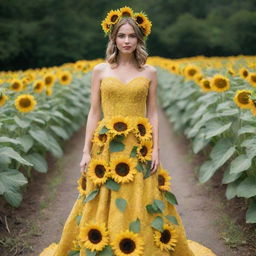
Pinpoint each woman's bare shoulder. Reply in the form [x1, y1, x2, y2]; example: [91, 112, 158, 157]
[143, 64, 157, 80]
[93, 62, 108, 72]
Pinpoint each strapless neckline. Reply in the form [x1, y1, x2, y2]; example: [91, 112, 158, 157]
[101, 76, 151, 86]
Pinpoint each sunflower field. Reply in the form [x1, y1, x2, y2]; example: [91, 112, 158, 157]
[151, 56, 256, 224]
[0, 59, 102, 207]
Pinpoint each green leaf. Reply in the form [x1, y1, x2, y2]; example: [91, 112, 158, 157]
[226, 180, 240, 200]
[238, 125, 256, 136]
[246, 201, 256, 224]
[151, 216, 163, 232]
[23, 153, 48, 173]
[192, 131, 210, 154]
[47, 133, 63, 158]
[14, 115, 31, 128]
[143, 160, 152, 179]
[109, 139, 125, 153]
[85, 248, 97, 256]
[105, 179, 120, 191]
[204, 121, 232, 140]
[50, 125, 69, 140]
[146, 203, 160, 214]
[0, 137, 22, 145]
[198, 160, 218, 183]
[130, 146, 137, 158]
[153, 199, 165, 213]
[237, 176, 256, 198]
[16, 135, 34, 153]
[0, 147, 33, 166]
[129, 218, 140, 233]
[29, 129, 50, 150]
[99, 126, 109, 135]
[4, 188, 23, 207]
[165, 215, 179, 225]
[84, 189, 99, 203]
[222, 168, 242, 184]
[68, 251, 80, 256]
[164, 191, 178, 205]
[99, 245, 114, 256]
[76, 215, 82, 225]
[136, 162, 144, 172]
[230, 155, 251, 174]
[115, 198, 127, 212]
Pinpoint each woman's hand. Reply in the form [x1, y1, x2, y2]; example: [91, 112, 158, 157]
[150, 147, 160, 175]
[80, 152, 91, 174]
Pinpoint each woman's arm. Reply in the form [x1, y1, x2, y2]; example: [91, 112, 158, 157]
[80, 63, 103, 173]
[146, 65, 159, 174]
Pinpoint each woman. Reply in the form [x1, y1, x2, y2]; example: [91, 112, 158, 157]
[40, 6, 216, 256]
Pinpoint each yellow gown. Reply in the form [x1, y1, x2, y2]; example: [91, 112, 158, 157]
[40, 77, 216, 256]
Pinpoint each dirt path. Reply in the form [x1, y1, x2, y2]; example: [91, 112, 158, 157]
[18, 107, 235, 256]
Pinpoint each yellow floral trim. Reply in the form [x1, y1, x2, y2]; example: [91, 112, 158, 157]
[111, 230, 144, 256]
[79, 222, 109, 251]
[153, 224, 178, 252]
[109, 155, 137, 183]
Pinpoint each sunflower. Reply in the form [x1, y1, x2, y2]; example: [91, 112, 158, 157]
[140, 19, 152, 37]
[194, 73, 203, 84]
[247, 73, 256, 87]
[134, 12, 148, 27]
[79, 223, 109, 252]
[111, 230, 144, 256]
[109, 156, 137, 183]
[119, 6, 134, 17]
[101, 19, 111, 35]
[9, 79, 24, 92]
[106, 10, 121, 24]
[134, 117, 152, 142]
[250, 100, 256, 116]
[44, 73, 55, 87]
[183, 65, 201, 80]
[75, 61, 85, 71]
[46, 87, 53, 96]
[199, 78, 212, 92]
[210, 74, 230, 92]
[158, 167, 171, 191]
[153, 224, 178, 252]
[87, 158, 110, 186]
[33, 80, 45, 93]
[0, 93, 8, 107]
[137, 140, 153, 163]
[77, 174, 87, 195]
[14, 94, 37, 113]
[233, 90, 252, 109]
[106, 115, 134, 137]
[58, 71, 72, 85]
[92, 123, 110, 147]
[239, 68, 249, 79]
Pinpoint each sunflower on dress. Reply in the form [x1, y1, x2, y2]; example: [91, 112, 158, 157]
[133, 116, 153, 142]
[158, 166, 172, 191]
[136, 139, 153, 163]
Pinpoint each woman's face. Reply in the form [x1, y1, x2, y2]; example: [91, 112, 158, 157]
[115, 23, 138, 54]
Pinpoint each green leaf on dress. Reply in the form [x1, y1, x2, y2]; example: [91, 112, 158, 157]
[99, 245, 114, 256]
[116, 198, 127, 212]
[105, 179, 120, 191]
[151, 216, 164, 232]
[85, 248, 97, 256]
[143, 160, 152, 179]
[83, 188, 99, 203]
[75, 215, 82, 225]
[153, 199, 165, 213]
[136, 162, 144, 172]
[109, 139, 125, 152]
[164, 191, 178, 205]
[130, 146, 137, 157]
[129, 218, 140, 233]
[99, 126, 109, 134]
[165, 215, 179, 225]
[146, 202, 161, 214]
[68, 250, 80, 256]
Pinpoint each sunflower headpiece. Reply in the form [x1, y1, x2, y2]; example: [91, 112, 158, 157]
[101, 6, 152, 39]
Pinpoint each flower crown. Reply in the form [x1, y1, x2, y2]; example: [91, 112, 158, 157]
[101, 6, 152, 39]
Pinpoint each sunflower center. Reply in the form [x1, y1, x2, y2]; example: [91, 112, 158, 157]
[238, 92, 251, 104]
[203, 80, 210, 89]
[99, 134, 107, 142]
[243, 70, 248, 77]
[19, 98, 31, 108]
[251, 75, 256, 82]
[12, 82, 20, 89]
[214, 78, 227, 88]
[136, 16, 144, 24]
[88, 229, 102, 244]
[62, 75, 68, 81]
[95, 164, 106, 178]
[81, 177, 86, 190]
[119, 238, 136, 253]
[188, 69, 196, 77]
[122, 12, 131, 17]
[160, 229, 171, 244]
[114, 122, 127, 132]
[45, 77, 52, 85]
[140, 146, 148, 156]
[138, 124, 146, 136]
[111, 15, 118, 22]
[158, 175, 165, 186]
[116, 163, 129, 176]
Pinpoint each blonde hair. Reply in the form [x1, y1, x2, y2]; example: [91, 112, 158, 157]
[105, 17, 148, 69]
